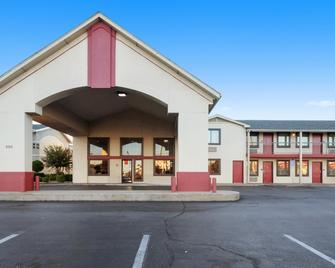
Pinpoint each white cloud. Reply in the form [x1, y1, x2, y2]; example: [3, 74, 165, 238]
[307, 100, 335, 108]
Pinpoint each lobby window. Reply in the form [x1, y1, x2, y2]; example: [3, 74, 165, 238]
[121, 138, 143, 156]
[250, 160, 259, 176]
[154, 160, 174, 176]
[250, 133, 259, 148]
[88, 138, 109, 156]
[295, 160, 309, 176]
[208, 128, 221, 145]
[328, 133, 335, 148]
[154, 138, 175, 156]
[277, 160, 290, 176]
[277, 133, 290, 148]
[88, 160, 109, 176]
[296, 133, 310, 148]
[327, 161, 335, 177]
[208, 159, 221, 175]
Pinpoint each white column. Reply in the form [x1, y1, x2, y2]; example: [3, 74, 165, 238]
[72, 136, 88, 183]
[299, 131, 303, 184]
[0, 112, 32, 172]
[246, 130, 251, 183]
[177, 112, 208, 172]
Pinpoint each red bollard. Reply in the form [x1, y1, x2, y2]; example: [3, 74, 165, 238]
[35, 176, 40, 191]
[212, 177, 217, 193]
[171, 176, 177, 192]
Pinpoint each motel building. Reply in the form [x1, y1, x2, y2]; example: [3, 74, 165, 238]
[0, 13, 335, 192]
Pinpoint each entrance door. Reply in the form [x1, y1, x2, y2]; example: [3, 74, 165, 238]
[313, 134, 323, 154]
[263, 161, 273, 184]
[233, 161, 244, 183]
[122, 159, 143, 183]
[312, 162, 322, 183]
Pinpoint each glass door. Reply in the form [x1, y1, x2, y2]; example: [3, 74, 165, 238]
[134, 160, 143, 182]
[122, 159, 132, 183]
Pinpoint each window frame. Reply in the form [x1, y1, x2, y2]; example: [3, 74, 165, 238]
[88, 137, 110, 156]
[295, 133, 310, 148]
[249, 160, 259, 176]
[250, 132, 259, 148]
[208, 128, 221, 145]
[276, 160, 290, 176]
[327, 160, 335, 177]
[120, 137, 143, 156]
[208, 158, 221, 175]
[153, 138, 175, 157]
[277, 133, 291, 148]
[295, 160, 309, 177]
[327, 133, 335, 148]
[153, 159, 175, 176]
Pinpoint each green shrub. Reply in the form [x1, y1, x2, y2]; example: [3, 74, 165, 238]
[34, 172, 45, 179]
[49, 174, 57, 181]
[56, 174, 66, 183]
[41, 176, 49, 183]
[64, 174, 73, 182]
[32, 160, 44, 173]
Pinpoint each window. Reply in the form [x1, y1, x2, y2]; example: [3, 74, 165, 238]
[88, 160, 109, 176]
[208, 129, 221, 145]
[295, 160, 309, 176]
[121, 138, 143, 156]
[250, 133, 259, 148]
[296, 133, 309, 148]
[154, 160, 174, 176]
[208, 159, 221, 175]
[250, 160, 259, 176]
[327, 161, 335, 177]
[277, 133, 290, 148]
[88, 138, 109, 156]
[33, 142, 40, 150]
[277, 160, 290, 176]
[154, 138, 175, 156]
[328, 133, 335, 148]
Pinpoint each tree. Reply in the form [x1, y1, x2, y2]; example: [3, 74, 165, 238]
[32, 160, 44, 173]
[42, 145, 72, 174]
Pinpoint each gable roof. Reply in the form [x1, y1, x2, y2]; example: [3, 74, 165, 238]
[209, 114, 250, 128]
[240, 120, 335, 132]
[0, 12, 221, 107]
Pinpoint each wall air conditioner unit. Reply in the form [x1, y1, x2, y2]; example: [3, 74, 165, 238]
[250, 148, 258, 153]
[328, 149, 335, 154]
[208, 147, 217, 152]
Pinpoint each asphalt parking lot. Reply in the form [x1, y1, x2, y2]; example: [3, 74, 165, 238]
[0, 186, 335, 268]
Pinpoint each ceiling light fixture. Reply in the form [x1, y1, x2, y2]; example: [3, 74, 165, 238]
[117, 91, 127, 97]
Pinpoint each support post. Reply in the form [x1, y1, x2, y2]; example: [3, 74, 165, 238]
[299, 131, 303, 184]
[246, 130, 251, 184]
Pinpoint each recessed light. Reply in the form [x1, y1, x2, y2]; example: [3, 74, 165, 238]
[117, 91, 127, 97]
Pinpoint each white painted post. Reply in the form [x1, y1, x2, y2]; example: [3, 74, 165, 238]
[246, 129, 251, 184]
[299, 131, 303, 184]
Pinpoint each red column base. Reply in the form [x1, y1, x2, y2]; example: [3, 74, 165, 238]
[0, 172, 34, 192]
[176, 172, 211, 192]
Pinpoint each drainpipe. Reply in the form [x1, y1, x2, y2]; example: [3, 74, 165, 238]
[299, 131, 303, 184]
[246, 129, 251, 184]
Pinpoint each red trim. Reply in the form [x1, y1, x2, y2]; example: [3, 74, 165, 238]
[251, 153, 335, 159]
[88, 22, 116, 88]
[0, 172, 34, 192]
[176, 172, 211, 192]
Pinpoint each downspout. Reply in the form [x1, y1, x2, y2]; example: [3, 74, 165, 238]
[299, 131, 303, 184]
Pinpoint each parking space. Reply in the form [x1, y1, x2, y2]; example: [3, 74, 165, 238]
[0, 186, 335, 267]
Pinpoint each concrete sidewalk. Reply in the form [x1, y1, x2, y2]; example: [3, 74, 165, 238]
[0, 190, 240, 202]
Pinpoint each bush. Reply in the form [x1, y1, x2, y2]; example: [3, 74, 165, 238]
[64, 174, 73, 182]
[34, 172, 45, 179]
[32, 160, 44, 173]
[41, 176, 49, 183]
[56, 174, 66, 183]
[49, 174, 57, 181]
[42, 145, 72, 174]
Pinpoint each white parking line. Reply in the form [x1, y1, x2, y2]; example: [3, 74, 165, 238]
[284, 234, 335, 266]
[132, 234, 151, 268]
[0, 234, 20, 245]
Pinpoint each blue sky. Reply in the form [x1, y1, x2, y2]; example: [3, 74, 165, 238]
[1, 0, 334, 120]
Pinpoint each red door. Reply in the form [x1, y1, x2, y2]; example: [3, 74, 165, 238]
[312, 162, 322, 183]
[263, 133, 273, 155]
[313, 134, 322, 154]
[233, 161, 244, 183]
[263, 161, 273, 184]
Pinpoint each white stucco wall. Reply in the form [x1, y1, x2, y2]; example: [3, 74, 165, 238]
[208, 118, 247, 183]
